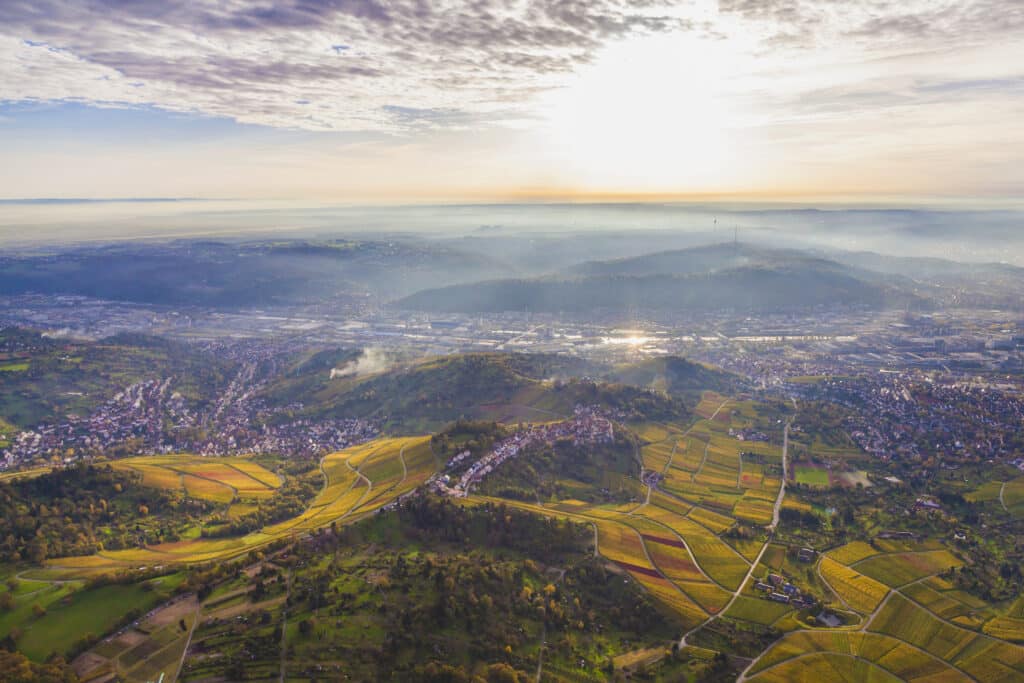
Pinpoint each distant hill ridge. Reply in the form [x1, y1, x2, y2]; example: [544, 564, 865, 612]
[393, 243, 918, 314]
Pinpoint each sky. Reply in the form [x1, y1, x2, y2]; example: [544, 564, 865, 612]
[1, 0, 1023, 202]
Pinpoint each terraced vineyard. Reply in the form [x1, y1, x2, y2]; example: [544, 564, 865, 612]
[818, 556, 890, 613]
[985, 594, 1024, 642]
[854, 549, 962, 587]
[41, 437, 435, 573]
[468, 395, 791, 643]
[20, 389, 1023, 681]
[868, 593, 1024, 682]
[743, 537, 1024, 682]
[109, 454, 283, 503]
[746, 631, 967, 682]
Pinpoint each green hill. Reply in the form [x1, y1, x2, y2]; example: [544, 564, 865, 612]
[568, 243, 808, 277]
[392, 242, 926, 315]
[0, 328, 236, 429]
[260, 352, 685, 431]
[607, 356, 741, 399]
[394, 264, 905, 315]
[0, 239, 513, 306]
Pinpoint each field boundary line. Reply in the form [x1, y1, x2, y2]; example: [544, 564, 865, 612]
[863, 598, 982, 683]
[814, 556, 860, 616]
[739, 648, 951, 683]
[893, 584, 1006, 644]
[224, 461, 280, 491]
[356, 442, 411, 510]
[740, 629, 976, 683]
[621, 512, 732, 591]
[629, 526, 711, 618]
[171, 597, 201, 683]
[626, 528, 708, 618]
[170, 466, 239, 497]
[652, 493, 750, 562]
[849, 548, 962, 569]
[691, 440, 712, 483]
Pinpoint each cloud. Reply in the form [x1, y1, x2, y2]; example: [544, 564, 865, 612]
[0, 0, 1021, 182]
[720, 0, 1024, 50]
[0, 0, 691, 132]
[330, 347, 392, 379]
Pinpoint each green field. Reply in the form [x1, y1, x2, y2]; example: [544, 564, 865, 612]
[854, 549, 962, 587]
[724, 595, 793, 625]
[16, 581, 172, 660]
[794, 465, 830, 486]
[0, 361, 29, 372]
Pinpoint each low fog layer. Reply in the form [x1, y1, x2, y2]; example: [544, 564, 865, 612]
[2, 200, 1023, 266]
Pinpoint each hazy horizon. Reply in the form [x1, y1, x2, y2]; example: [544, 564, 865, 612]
[1, 198, 1022, 267]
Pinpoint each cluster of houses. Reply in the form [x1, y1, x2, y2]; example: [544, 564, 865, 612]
[433, 405, 615, 497]
[209, 416, 379, 458]
[2, 369, 381, 470]
[825, 375, 1024, 465]
[753, 571, 816, 609]
[728, 427, 769, 442]
[2, 377, 191, 468]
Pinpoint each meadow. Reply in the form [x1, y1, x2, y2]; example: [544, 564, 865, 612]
[17, 582, 172, 661]
[793, 464, 830, 487]
[74, 592, 197, 682]
[0, 565, 187, 667]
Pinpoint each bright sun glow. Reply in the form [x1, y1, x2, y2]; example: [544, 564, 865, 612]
[539, 32, 752, 192]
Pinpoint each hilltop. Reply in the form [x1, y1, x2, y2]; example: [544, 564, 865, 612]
[260, 351, 686, 431]
[567, 243, 816, 278]
[606, 356, 742, 399]
[393, 261, 911, 316]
